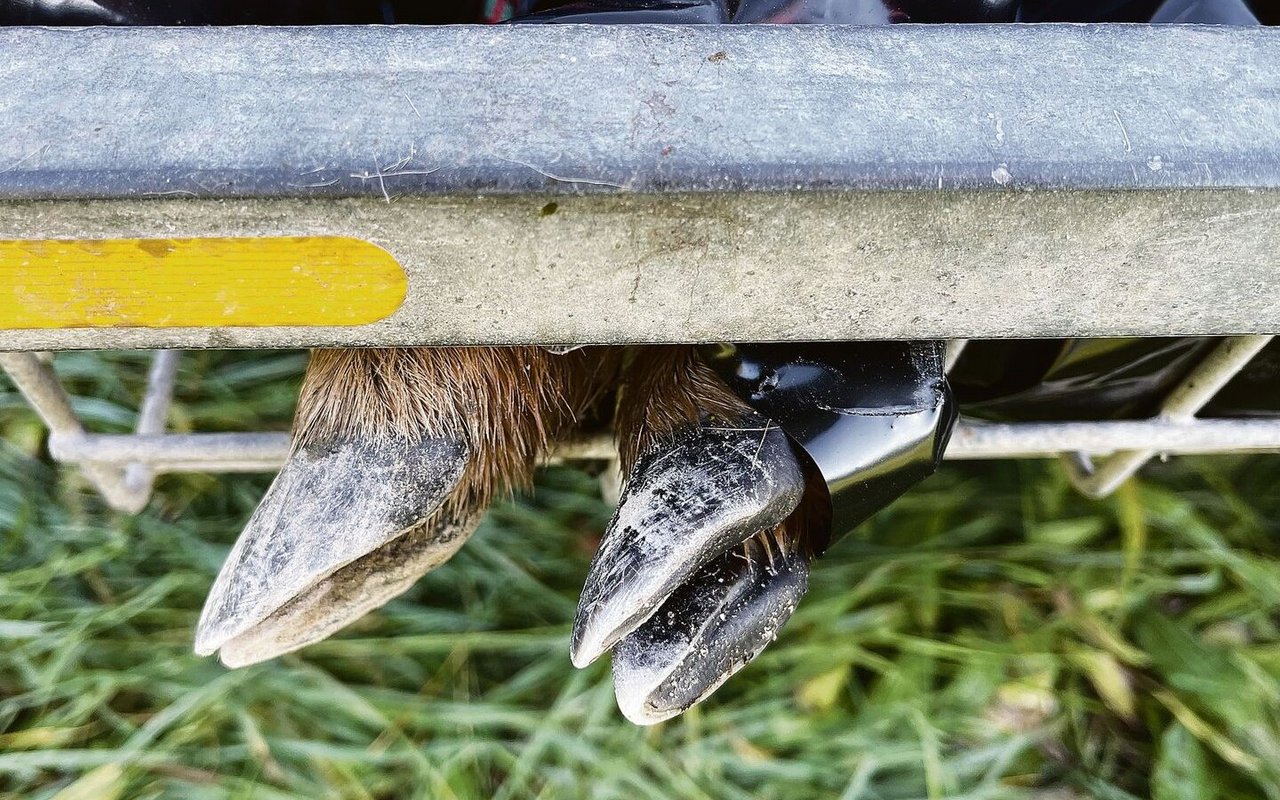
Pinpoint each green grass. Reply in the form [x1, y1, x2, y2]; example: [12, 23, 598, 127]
[2, 350, 1280, 799]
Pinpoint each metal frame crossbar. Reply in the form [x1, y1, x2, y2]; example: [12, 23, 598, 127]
[3, 338, 1276, 512]
[1, 25, 1278, 349]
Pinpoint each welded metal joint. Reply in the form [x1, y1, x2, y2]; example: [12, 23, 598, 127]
[1062, 335, 1276, 499]
[0, 349, 180, 513]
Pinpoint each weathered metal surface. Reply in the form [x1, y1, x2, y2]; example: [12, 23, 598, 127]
[2, 25, 1277, 198]
[0, 25, 1276, 348]
[0, 189, 1277, 349]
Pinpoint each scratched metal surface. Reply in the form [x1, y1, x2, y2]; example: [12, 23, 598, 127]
[1, 24, 1278, 196]
[0, 25, 1277, 348]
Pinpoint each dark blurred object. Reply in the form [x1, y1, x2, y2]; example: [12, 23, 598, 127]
[898, 0, 1018, 21]
[510, 0, 727, 23]
[0, 0, 488, 24]
[4, 0, 1267, 25]
[705, 341, 955, 550]
[1018, 0, 1162, 21]
[1247, 0, 1277, 24]
[951, 338, 1280, 422]
[1021, 0, 1260, 21]
[514, 0, 1019, 22]
[951, 338, 1216, 422]
[731, 0, 896, 23]
[0, 0, 123, 23]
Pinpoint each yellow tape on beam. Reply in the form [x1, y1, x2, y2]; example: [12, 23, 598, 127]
[0, 237, 407, 329]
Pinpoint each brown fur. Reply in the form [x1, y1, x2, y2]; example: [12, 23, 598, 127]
[613, 345, 821, 557]
[292, 344, 821, 556]
[612, 345, 754, 471]
[294, 346, 619, 519]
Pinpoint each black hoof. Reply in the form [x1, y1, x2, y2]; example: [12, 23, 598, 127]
[570, 414, 807, 674]
[196, 434, 469, 666]
[611, 534, 809, 725]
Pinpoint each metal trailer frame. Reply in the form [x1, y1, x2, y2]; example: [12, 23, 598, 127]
[1, 25, 1278, 512]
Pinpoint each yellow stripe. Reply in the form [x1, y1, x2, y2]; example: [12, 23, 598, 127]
[0, 237, 407, 329]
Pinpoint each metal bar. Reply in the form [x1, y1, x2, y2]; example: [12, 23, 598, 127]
[948, 418, 1280, 459]
[43, 418, 1280, 476]
[122, 349, 181, 499]
[0, 352, 86, 434]
[4, 26, 1277, 199]
[1065, 335, 1274, 498]
[0, 352, 144, 511]
[134, 351, 180, 435]
[48, 432, 291, 468]
[0, 25, 1276, 349]
[4, 191, 1277, 350]
[1152, 336, 1274, 417]
[46, 432, 622, 469]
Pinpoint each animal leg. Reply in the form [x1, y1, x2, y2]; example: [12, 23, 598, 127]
[573, 345, 827, 724]
[198, 346, 614, 666]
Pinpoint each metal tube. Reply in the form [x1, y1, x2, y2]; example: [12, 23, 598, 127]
[0, 351, 87, 435]
[1156, 336, 1275, 420]
[11, 340, 1280, 508]
[123, 349, 181, 499]
[135, 350, 180, 434]
[951, 419, 1280, 459]
[1065, 335, 1274, 498]
[0, 352, 143, 512]
[943, 340, 968, 373]
[49, 432, 291, 466]
[43, 418, 1280, 475]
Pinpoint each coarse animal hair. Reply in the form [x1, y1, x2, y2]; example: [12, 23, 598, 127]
[292, 345, 821, 556]
[612, 345, 754, 471]
[612, 345, 824, 557]
[294, 346, 619, 519]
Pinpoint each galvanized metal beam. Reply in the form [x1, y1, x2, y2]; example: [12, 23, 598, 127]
[3, 189, 1277, 350]
[0, 25, 1277, 349]
[4, 25, 1278, 198]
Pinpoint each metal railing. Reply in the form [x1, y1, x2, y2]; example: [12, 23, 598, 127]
[1, 25, 1279, 351]
[2, 25, 1277, 510]
[4, 338, 1276, 512]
